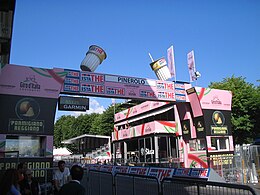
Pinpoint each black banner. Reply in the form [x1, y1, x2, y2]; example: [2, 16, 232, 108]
[181, 119, 191, 141]
[193, 116, 206, 138]
[58, 96, 89, 111]
[0, 157, 53, 183]
[0, 94, 57, 135]
[203, 110, 231, 135]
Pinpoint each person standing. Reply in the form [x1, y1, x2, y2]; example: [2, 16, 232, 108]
[0, 168, 21, 195]
[19, 169, 41, 195]
[58, 165, 85, 195]
[17, 162, 27, 183]
[53, 160, 70, 194]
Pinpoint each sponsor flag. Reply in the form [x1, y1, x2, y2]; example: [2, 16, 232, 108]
[167, 46, 176, 79]
[187, 50, 197, 82]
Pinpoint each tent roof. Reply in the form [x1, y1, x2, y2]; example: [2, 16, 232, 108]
[61, 134, 110, 144]
[53, 147, 72, 156]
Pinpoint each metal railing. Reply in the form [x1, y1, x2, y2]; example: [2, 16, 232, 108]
[162, 177, 258, 195]
[83, 168, 258, 195]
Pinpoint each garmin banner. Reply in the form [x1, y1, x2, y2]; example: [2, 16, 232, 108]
[58, 96, 89, 111]
[0, 94, 57, 135]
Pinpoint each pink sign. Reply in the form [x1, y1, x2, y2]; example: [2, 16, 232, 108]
[195, 87, 232, 111]
[0, 64, 66, 98]
[115, 101, 169, 122]
[114, 121, 176, 141]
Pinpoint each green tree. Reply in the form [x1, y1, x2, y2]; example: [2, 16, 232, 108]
[72, 113, 100, 135]
[54, 115, 76, 147]
[89, 103, 124, 136]
[209, 76, 260, 144]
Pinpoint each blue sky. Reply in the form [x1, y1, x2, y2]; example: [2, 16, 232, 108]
[10, 0, 260, 119]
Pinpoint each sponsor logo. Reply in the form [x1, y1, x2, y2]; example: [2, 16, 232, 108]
[118, 77, 146, 85]
[145, 125, 152, 133]
[211, 95, 222, 105]
[106, 87, 125, 95]
[156, 82, 174, 90]
[81, 73, 104, 83]
[211, 111, 228, 134]
[140, 90, 155, 98]
[64, 77, 80, 85]
[20, 76, 40, 92]
[212, 111, 225, 126]
[175, 83, 185, 89]
[157, 91, 175, 99]
[81, 84, 104, 93]
[133, 108, 138, 114]
[175, 95, 186, 101]
[128, 91, 136, 96]
[66, 70, 80, 77]
[63, 85, 80, 92]
[15, 98, 40, 120]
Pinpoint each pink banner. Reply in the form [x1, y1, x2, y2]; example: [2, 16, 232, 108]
[167, 46, 176, 78]
[115, 101, 169, 122]
[187, 50, 196, 82]
[113, 120, 176, 141]
[0, 64, 66, 98]
[195, 87, 232, 111]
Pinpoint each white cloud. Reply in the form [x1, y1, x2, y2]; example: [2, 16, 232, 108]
[86, 99, 105, 114]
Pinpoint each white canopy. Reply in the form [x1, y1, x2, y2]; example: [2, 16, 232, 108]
[53, 147, 72, 156]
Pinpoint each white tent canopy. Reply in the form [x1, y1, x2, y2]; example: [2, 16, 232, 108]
[53, 147, 72, 156]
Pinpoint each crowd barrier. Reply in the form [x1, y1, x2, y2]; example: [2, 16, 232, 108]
[83, 164, 258, 195]
[162, 177, 258, 195]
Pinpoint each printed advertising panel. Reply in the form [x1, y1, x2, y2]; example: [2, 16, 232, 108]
[186, 87, 203, 117]
[209, 152, 234, 167]
[175, 82, 186, 102]
[0, 157, 53, 183]
[128, 166, 150, 175]
[195, 87, 232, 111]
[0, 94, 57, 135]
[203, 110, 231, 135]
[114, 120, 176, 141]
[0, 64, 66, 98]
[115, 101, 169, 122]
[181, 119, 191, 140]
[193, 116, 206, 138]
[58, 96, 89, 111]
[62, 70, 177, 102]
[147, 167, 175, 181]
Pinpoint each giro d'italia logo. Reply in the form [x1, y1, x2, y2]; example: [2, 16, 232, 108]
[15, 98, 40, 120]
[212, 111, 225, 126]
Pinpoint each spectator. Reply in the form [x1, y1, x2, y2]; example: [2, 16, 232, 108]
[19, 169, 41, 195]
[53, 160, 70, 194]
[0, 168, 21, 195]
[17, 162, 27, 182]
[59, 165, 85, 195]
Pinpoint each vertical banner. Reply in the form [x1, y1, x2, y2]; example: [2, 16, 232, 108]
[167, 46, 176, 79]
[186, 87, 206, 138]
[187, 50, 196, 82]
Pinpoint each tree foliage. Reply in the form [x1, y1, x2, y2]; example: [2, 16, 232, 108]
[54, 103, 123, 147]
[209, 76, 260, 144]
